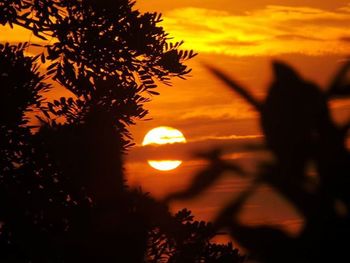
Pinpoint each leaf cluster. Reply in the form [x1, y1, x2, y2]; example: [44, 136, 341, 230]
[1, 0, 197, 144]
[147, 209, 245, 263]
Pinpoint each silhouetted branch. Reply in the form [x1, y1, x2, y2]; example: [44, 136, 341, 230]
[327, 59, 350, 98]
[170, 59, 350, 262]
[204, 64, 262, 112]
[164, 149, 246, 203]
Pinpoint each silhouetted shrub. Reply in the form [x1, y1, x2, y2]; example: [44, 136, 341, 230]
[0, 1, 243, 262]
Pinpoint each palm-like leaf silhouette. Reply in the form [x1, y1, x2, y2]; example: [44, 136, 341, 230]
[166, 59, 350, 262]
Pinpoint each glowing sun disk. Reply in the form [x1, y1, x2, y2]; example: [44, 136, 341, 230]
[142, 126, 186, 171]
[148, 160, 182, 171]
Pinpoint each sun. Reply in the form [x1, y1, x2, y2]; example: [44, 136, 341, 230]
[142, 126, 186, 171]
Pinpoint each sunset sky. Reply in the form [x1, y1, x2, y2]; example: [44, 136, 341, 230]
[126, 0, 350, 234]
[131, 0, 350, 146]
[2, 0, 350, 239]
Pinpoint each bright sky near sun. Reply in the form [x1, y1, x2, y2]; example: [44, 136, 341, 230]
[127, 0, 350, 230]
[136, 0, 350, 56]
[129, 0, 350, 155]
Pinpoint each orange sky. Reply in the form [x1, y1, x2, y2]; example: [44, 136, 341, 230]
[126, 0, 350, 234]
[129, 0, 350, 143]
[2, 0, 350, 239]
[128, 1, 350, 164]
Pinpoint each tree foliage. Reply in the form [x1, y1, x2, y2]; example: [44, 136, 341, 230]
[1, 0, 196, 145]
[147, 208, 244, 263]
[0, 1, 243, 262]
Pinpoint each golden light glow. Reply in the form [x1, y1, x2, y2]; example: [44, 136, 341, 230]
[142, 126, 186, 171]
[148, 160, 183, 171]
[160, 5, 350, 56]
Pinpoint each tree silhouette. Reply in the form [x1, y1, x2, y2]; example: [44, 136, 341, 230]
[166, 60, 350, 262]
[0, 1, 244, 262]
[1, 0, 195, 144]
[147, 208, 244, 263]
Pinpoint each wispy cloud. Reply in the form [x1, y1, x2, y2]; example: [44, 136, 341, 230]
[162, 5, 350, 56]
[128, 134, 263, 162]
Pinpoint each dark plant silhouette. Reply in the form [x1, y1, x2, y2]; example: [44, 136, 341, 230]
[165, 60, 350, 262]
[0, 1, 244, 262]
[147, 208, 244, 263]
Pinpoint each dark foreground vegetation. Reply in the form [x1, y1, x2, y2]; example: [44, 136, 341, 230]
[0, 0, 243, 262]
[1, 0, 350, 262]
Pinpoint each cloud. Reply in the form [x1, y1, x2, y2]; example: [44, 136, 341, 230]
[273, 34, 322, 41]
[340, 35, 350, 42]
[127, 134, 263, 162]
[161, 5, 350, 56]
